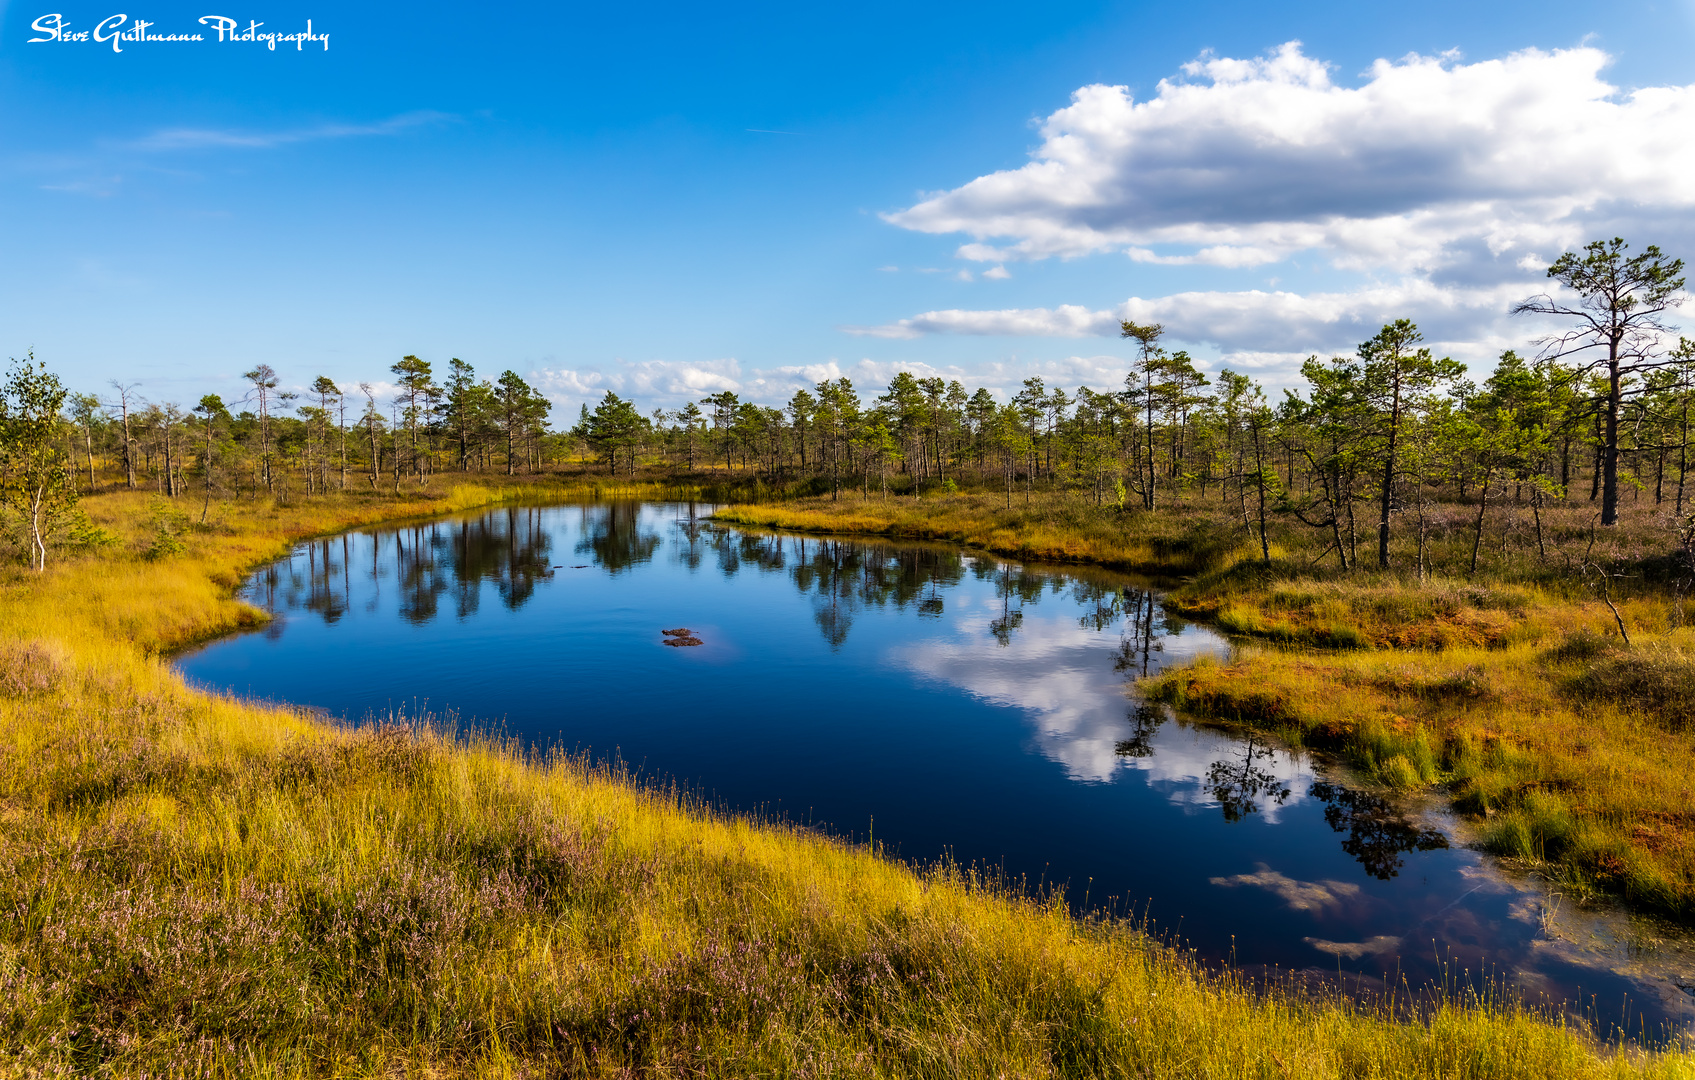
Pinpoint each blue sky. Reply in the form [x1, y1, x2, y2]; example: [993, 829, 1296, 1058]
[4, 1, 1695, 417]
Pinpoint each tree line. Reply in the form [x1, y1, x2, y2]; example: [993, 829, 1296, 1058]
[578, 239, 1692, 571]
[0, 237, 1687, 572]
[55, 355, 556, 504]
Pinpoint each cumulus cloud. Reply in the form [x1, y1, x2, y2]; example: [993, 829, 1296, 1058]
[529, 357, 987, 413]
[339, 379, 401, 402]
[853, 41, 1695, 380]
[531, 357, 744, 404]
[885, 42, 1695, 275]
[847, 279, 1540, 384]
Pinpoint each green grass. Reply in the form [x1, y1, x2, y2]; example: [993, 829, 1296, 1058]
[2, 484, 1692, 1075]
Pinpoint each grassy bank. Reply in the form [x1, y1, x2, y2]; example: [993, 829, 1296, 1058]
[3, 485, 1690, 1075]
[1141, 570, 1695, 919]
[717, 489, 1695, 923]
[715, 493, 1262, 576]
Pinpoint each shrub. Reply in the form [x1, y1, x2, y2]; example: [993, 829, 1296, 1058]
[143, 499, 191, 560]
[1425, 665, 1496, 703]
[145, 524, 187, 560]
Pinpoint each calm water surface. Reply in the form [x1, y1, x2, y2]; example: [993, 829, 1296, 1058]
[179, 502, 1695, 1038]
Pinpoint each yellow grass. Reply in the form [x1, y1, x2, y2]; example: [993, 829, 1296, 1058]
[2, 485, 1691, 1073]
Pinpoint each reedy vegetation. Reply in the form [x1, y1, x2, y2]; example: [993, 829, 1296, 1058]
[5, 490, 1688, 1075]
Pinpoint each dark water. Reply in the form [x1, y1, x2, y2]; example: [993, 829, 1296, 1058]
[178, 501, 1695, 1038]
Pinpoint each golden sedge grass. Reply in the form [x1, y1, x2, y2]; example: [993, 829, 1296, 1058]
[2, 484, 1691, 1075]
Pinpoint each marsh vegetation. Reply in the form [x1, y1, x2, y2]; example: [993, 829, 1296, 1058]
[2, 489, 1691, 1075]
[9, 239, 1695, 1071]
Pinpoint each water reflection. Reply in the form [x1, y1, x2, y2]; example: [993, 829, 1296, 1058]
[252, 507, 557, 626]
[236, 509, 1478, 882]
[185, 502, 1695, 1037]
[1114, 704, 1166, 759]
[1311, 781, 1449, 880]
[577, 502, 659, 573]
[1113, 589, 1186, 677]
[266, 504, 1167, 659]
[1206, 733, 1294, 823]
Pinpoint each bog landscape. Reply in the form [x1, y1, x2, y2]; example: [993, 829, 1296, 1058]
[13, 8, 1695, 1077]
[10, 238, 1695, 1074]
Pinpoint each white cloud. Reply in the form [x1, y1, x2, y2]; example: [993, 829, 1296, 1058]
[845, 303, 1114, 339]
[760, 360, 846, 385]
[531, 357, 744, 404]
[127, 111, 455, 152]
[1304, 935, 1403, 960]
[529, 357, 985, 412]
[846, 279, 1551, 386]
[860, 42, 1695, 377]
[1210, 864, 1361, 912]
[351, 379, 401, 402]
[982, 265, 1011, 280]
[884, 42, 1695, 276]
[1126, 245, 1283, 268]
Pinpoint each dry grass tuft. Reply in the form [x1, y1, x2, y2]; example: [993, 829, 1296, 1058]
[1564, 644, 1695, 732]
[0, 637, 65, 696]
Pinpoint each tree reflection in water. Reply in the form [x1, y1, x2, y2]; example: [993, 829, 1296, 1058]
[672, 504, 708, 572]
[712, 528, 788, 578]
[1310, 781, 1449, 879]
[575, 503, 660, 573]
[1205, 733, 1293, 823]
[269, 509, 555, 627]
[918, 584, 944, 619]
[1114, 703, 1167, 758]
[780, 536, 971, 649]
[1113, 588, 1177, 677]
[452, 507, 554, 612]
[270, 511, 1194, 658]
[985, 561, 1038, 646]
[300, 536, 351, 624]
[658, 525, 1145, 650]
